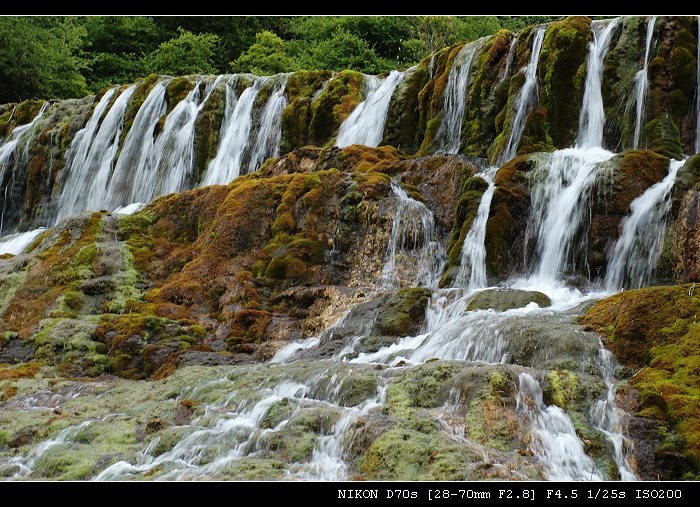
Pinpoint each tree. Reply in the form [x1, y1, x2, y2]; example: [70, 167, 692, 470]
[229, 31, 297, 75]
[81, 16, 163, 91]
[296, 28, 392, 74]
[0, 17, 87, 103]
[402, 16, 503, 62]
[144, 29, 220, 76]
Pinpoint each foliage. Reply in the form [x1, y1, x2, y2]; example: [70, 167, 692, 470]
[230, 31, 297, 75]
[294, 28, 393, 74]
[0, 17, 87, 103]
[0, 16, 564, 102]
[144, 29, 220, 76]
[402, 16, 502, 61]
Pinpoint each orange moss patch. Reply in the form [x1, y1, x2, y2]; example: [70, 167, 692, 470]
[0, 362, 42, 381]
[0, 213, 103, 338]
[582, 284, 700, 471]
[226, 309, 272, 353]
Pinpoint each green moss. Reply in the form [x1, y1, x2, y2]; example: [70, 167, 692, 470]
[542, 370, 578, 408]
[383, 61, 430, 154]
[461, 30, 516, 158]
[538, 16, 591, 149]
[373, 288, 432, 336]
[280, 70, 332, 153]
[0, 271, 27, 314]
[582, 284, 700, 471]
[0, 100, 45, 139]
[358, 428, 471, 480]
[466, 289, 551, 311]
[309, 70, 364, 146]
[193, 81, 226, 182]
[165, 77, 195, 112]
[105, 243, 144, 314]
[441, 176, 488, 286]
[643, 114, 683, 159]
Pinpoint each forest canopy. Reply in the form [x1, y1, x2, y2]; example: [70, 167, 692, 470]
[0, 16, 557, 104]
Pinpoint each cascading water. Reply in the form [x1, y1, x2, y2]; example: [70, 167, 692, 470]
[524, 17, 621, 286]
[336, 71, 403, 148]
[632, 16, 656, 150]
[434, 38, 487, 154]
[528, 147, 614, 284]
[204, 78, 261, 186]
[0, 102, 49, 233]
[497, 37, 518, 86]
[56, 77, 225, 222]
[500, 27, 546, 164]
[590, 345, 637, 480]
[107, 80, 169, 207]
[517, 373, 605, 481]
[381, 181, 446, 288]
[248, 77, 289, 170]
[61, 86, 137, 222]
[578, 18, 622, 149]
[0, 227, 46, 256]
[145, 81, 203, 197]
[1, 19, 673, 483]
[56, 87, 132, 223]
[454, 167, 497, 289]
[604, 158, 684, 291]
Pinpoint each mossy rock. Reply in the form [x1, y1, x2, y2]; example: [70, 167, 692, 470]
[383, 62, 430, 154]
[538, 16, 591, 149]
[466, 289, 551, 312]
[642, 114, 683, 159]
[372, 288, 432, 336]
[164, 77, 195, 112]
[280, 70, 332, 154]
[309, 70, 364, 147]
[582, 284, 700, 474]
[441, 176, 488, 287]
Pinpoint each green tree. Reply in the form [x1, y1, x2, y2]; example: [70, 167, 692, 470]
[81, 16, 164, 91]
[144, 29, 220, 76]
[0, 17, 87, 103]
[402, 16, 503, 62]
[229, 31, 297, 75]
[296, 28, 392, 74]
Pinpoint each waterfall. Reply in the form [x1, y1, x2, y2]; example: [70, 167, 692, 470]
[590, 345, 637, 480]
[517, 373, 605, 480]
[454, 167, 497, 289]
[500, 27, 546, 164]
[248, 77, 289, 170]
[497, 36, 518, 86]
[74, 86, 137, 215]
[529, 148, 614, 283]
[434, 38, 487, 154]
[336, 71, 403, 148]
[604, 158, 684, 291]
[108, 80, 169, 207]
[204, 78, 261, 186]
[578, 18, 621, 149]
[56, 86, 136, 223]
[381, 182, 446, 288]
[0, 102, 48, 233]
[0, 227, 46, 256]
[632, 17, 656, 150]
[145, 82, 202, 198]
